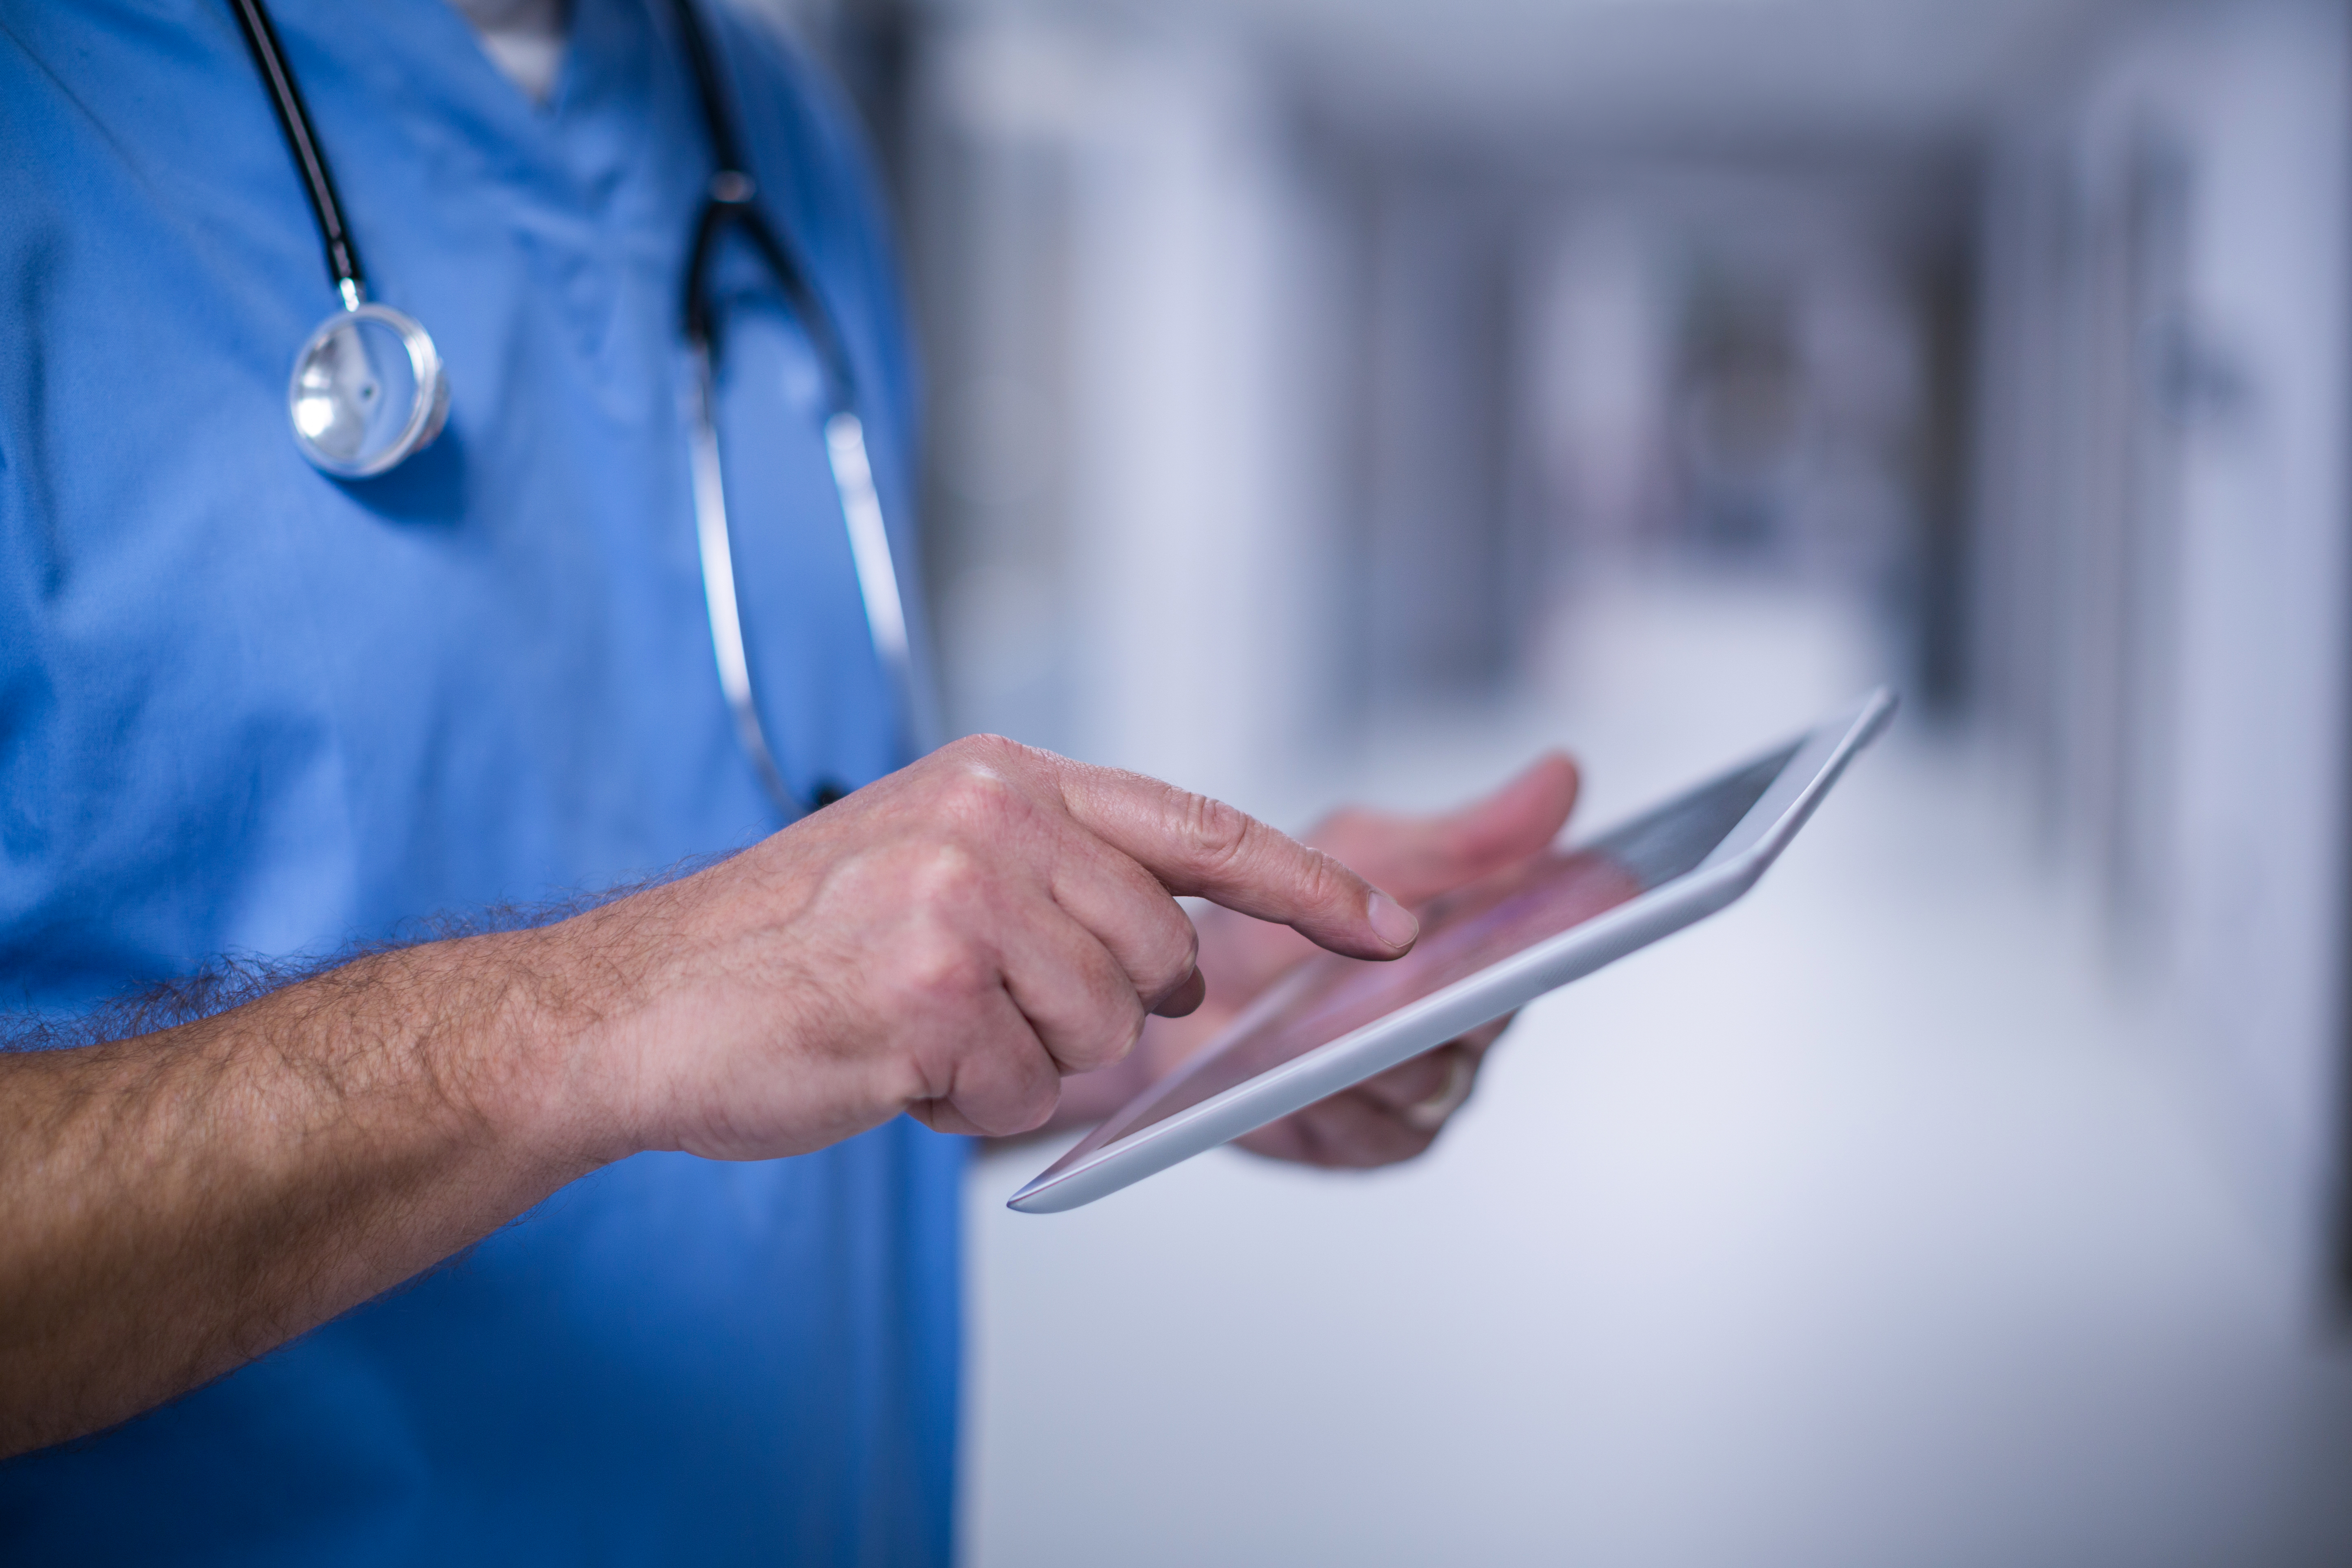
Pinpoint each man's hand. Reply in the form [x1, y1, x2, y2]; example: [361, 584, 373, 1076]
[565, 735, 1423, 1159]
[1047, 753, 1579, 1167]
[0, 735, 1423, 1455]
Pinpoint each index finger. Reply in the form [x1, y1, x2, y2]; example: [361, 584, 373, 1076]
[1048, 759, 1419, 961]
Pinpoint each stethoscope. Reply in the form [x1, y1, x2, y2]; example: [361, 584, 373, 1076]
[225, 0, 933, 817]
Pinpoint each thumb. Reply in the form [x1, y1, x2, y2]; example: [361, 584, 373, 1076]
[1307, 752, 1579, 906]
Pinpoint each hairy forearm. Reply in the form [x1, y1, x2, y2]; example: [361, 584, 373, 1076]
[0, 734, 1464, 1451]
[0, 929, 606, 1458]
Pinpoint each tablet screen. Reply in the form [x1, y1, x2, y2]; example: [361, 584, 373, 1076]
[1089, 741, 1802, 1151]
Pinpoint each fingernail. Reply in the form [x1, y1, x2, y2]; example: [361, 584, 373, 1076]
[1366, 891, 1418, 950]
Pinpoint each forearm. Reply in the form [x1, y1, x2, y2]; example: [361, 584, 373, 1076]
[0, 735, 1439, 1449]
[0, 929, 606, 1457]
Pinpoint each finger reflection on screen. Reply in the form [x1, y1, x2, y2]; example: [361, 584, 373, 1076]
[1093, 743, 1798, 1151]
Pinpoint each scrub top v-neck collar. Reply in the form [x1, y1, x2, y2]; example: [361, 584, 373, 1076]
[446, 0, 571, 104]
[272, 0, 682, 239]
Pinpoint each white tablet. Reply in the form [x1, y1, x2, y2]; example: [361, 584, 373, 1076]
[1007, 688, 1897, 1214]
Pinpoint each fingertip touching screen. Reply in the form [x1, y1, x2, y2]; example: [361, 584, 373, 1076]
[1088, 742, 1803, 1152]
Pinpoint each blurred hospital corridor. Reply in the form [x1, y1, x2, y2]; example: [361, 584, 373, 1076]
[767, 0, 2352, 1558]
[964, 571, 2352, 1566]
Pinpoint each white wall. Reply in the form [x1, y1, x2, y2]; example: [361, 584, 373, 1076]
[1973, 0, 2352, 1296]
[915, 13, 1350, 812]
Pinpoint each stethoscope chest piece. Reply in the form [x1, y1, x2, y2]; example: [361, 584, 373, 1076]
[288, 301, 449, 479]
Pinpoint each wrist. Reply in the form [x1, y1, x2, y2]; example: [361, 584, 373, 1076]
[427, 924, 645, 1178]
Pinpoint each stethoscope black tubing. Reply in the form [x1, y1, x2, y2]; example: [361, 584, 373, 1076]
[662, 0, 860, 412]
[227, 0, 859, 412]
[226, 0, 365, 297]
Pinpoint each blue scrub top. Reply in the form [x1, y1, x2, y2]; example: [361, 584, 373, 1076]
[0, 1, 963, 1560]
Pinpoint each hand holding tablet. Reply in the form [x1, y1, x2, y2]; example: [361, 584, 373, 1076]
[1011, 689, 1897, 1213]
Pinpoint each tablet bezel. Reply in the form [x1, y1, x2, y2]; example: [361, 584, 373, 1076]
[1007, 688, 1898, 1214]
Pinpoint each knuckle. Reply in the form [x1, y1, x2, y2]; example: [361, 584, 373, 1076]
[1071, 1000, 1147, 1072]
[1294, 847, 1354, 913]
[1146, 920, 1199, 996]
[938, 764, 1022, 829]
[1175, 791, 1253, 873]
[945, 732, 1036, 777]
[906, 841, 988, 908]
[994, 1071, 1061, 1137]
[896, 927, 991, 1006]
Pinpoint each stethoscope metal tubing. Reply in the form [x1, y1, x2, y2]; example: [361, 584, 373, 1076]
[685, 340, 797, 812]
[664, 0, 938, 802]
